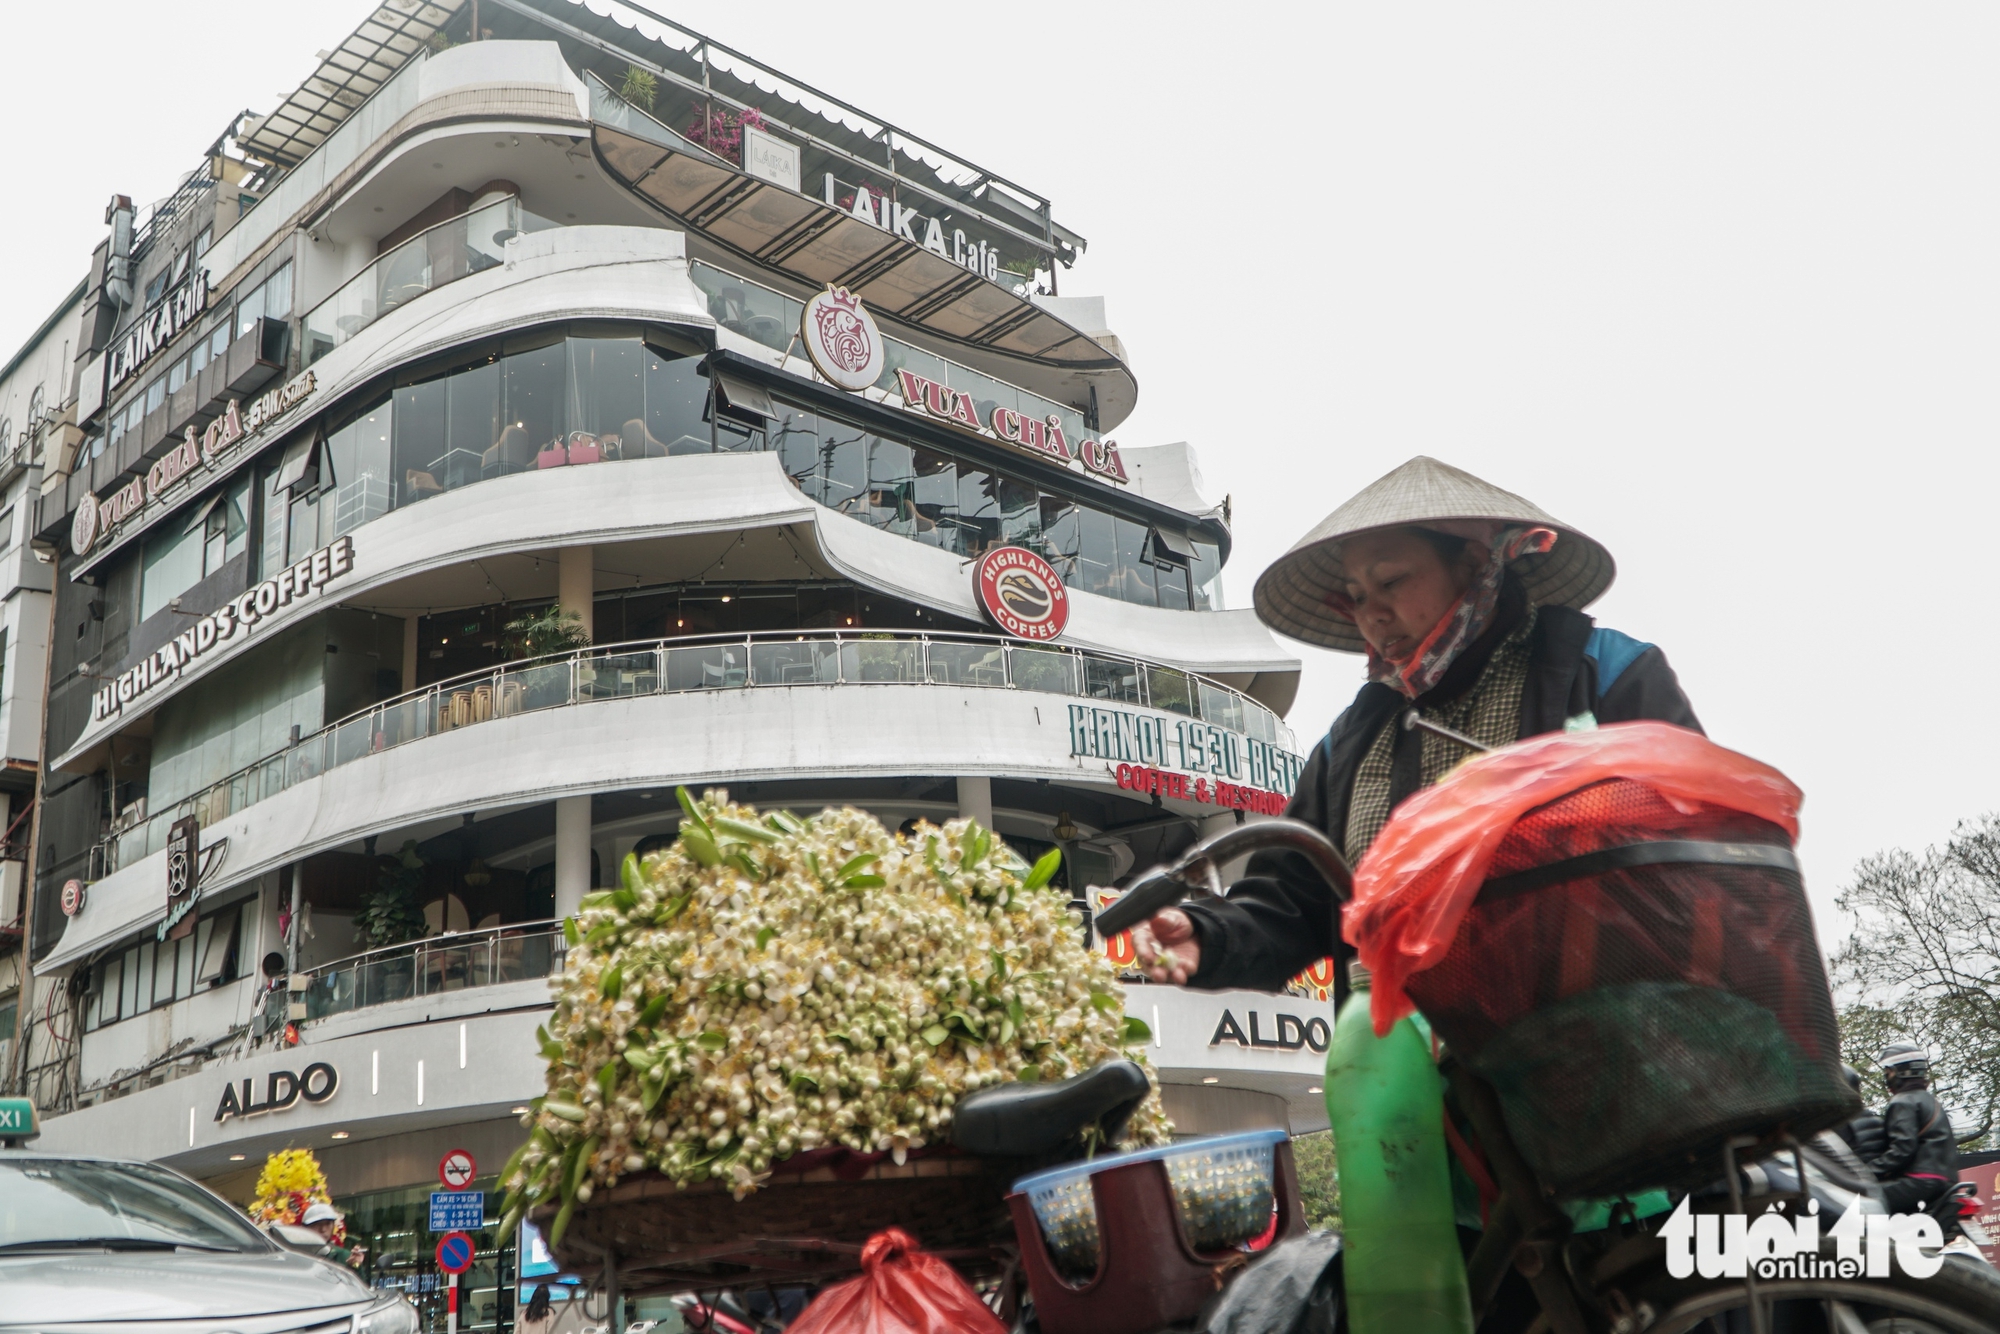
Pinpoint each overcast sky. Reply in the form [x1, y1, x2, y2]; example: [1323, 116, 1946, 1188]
[2, 3, 1994, 933]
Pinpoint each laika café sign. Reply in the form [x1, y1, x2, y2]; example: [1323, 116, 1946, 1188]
[819, 176, 1011, 284]
[109, 270, 209, 390]
[895, 368, 1128, 484]
[91, 535, 355, 724]
[72, 370, 317, 558]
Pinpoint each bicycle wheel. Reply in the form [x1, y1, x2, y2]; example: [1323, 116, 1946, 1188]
[1625, 1252, 2000, 1334]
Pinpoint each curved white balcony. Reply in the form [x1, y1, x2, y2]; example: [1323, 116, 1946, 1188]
[61, 451, 1298, 770]
[46, 627, 1303, 972]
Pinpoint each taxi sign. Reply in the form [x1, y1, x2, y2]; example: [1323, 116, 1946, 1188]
[0, 1097, 38, 1144]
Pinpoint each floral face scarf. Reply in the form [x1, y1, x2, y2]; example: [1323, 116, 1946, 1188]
[1329, 523, 1559, 700]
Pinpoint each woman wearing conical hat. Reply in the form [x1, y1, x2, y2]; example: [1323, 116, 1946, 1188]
[1129, 456, 1700, 1004]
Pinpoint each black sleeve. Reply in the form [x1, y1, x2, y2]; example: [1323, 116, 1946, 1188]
[1596, 644, 1703, 734]
[1178, 741, 1346, 994]
[1870, 1096, 1920, 1178]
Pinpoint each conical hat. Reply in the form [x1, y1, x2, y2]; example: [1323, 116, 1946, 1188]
[1252, 456, 1615, 652]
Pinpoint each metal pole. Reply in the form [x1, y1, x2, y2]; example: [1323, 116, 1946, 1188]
[285, 862, 303, 973]
[6, 544, 57, 1094]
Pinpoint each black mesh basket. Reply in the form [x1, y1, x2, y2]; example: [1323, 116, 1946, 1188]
[1406, 778, 1857, 1198]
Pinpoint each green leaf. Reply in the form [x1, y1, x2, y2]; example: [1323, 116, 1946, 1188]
[922, 1024, 950, 1046]
[601, 966, 624, 1001]
[499, 1138, 535, 1187]
[676, 786, 713, 840]
[544, 1100, 587, 1122]
[1121, 1015, 1152, 1045]
[1017, 1063, 1042, 1083]
[806, 850, 824, 882]
[697, 1030, 728, 1052]
[1023, 847, 1063, 892]
[713, 816, 780, 844]
[925, 835, 943, 876]
[638, 994, 670, 1028]
[836, 853, 879, 879]
[842, 874, 887, 889]
[661, 893, 692, 922]
[586, 922, 618, 948]
[1000, 1017, 1016, 1045]
[681, 829, 721, 867]
[578, 891, 615, 910]
[621, 852, 645, 895]
[563, 917, 581, 948]
[1008, 998, 1026, 1028]
[549, 1196, 577, 1249]
[624, 1047, 660, 1070]
[540, 1038, 566, 1062]
[640, 1073, 666, 1113]
[966, 823, 990, 867]
[610, 888, 637, 912]
[494, 1203, 525, 1249]
[597, 1057, 622, 1100]
[722, 851, 764, 881]
[1090, 991, 1121, 1013]
[755, 926, 777, 951]
[947, 1009, 985, 1039]
[789, 1071, 820, 1092]
[536, 1024, 551, 1046]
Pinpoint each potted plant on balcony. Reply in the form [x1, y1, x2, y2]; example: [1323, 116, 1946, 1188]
[358, 840, 429, 1001]
[505, 605, 593, 706]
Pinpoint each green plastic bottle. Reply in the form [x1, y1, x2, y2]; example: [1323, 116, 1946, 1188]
[1325, 962, 1474, 1334]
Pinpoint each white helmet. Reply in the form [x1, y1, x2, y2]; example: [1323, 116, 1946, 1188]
[301, 1202, 340, 1226]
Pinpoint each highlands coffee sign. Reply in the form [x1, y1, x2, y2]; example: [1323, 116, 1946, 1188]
[91, 535, 355, 725]
[72, 369, 317, 559]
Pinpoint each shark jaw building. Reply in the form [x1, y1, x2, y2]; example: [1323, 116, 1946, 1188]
[17, 2, 1323, 1326]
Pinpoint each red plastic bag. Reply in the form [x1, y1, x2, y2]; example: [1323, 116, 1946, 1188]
[1344, 722, 1801, 1035]
[789, 1228, 1006, 1334]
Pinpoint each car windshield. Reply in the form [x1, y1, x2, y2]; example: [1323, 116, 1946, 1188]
[0, 1158, 271, 1252]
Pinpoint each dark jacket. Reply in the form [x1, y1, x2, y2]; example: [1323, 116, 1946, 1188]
[1835, 1106, 1888, 1163]
[1869, 1087, 1958, 1183]
[1182, 605, 1701, 1008]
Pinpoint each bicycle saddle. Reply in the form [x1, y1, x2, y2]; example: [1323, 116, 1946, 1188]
[950, 1058, 1152, 1158]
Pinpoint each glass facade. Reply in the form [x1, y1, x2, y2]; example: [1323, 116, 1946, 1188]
[263, 325, 1219, 610]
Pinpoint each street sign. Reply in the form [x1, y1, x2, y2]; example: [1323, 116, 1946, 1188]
[435, 1230, 475, 1274]
[438, 1148, 476, 1189]
[429, 1190, 484, 1231]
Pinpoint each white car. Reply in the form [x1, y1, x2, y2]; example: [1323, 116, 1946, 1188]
[0, 1108, 418, 1334]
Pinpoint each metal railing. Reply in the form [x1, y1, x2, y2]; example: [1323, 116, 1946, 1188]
[302, 921, 565, 1023]
[302, 196, 558, 365]
[95, 630, 1300, 874]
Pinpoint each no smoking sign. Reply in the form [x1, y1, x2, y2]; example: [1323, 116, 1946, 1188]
[439, 1148, 476, 1189]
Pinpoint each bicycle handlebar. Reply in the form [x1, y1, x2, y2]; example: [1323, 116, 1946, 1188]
[1090, 817, 1354, 938]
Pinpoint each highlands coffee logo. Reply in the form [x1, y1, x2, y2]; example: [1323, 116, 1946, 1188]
[1660, 1197, 1945, 1280]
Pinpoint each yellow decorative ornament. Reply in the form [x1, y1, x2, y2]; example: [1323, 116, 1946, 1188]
[247, 1148, 334, 1227]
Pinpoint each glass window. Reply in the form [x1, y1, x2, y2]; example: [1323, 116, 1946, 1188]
[1039, 495, 1078, 576]
[444, 357, 499, 483]
[928, 640, 1007, 686]
[866, 436, 915, 532]
[144, 377, 166, 416]
[106, 414, 123, 453]
[645, 350, 709, 456]
[236, 278, 266, 338]
[1008, 647, 1074, 694]
[498, 341, 564, 471]
[210, 323, 230, 360]
[393, 377, 448, 505]
[122, 944, 143, 1019]
[1113, 517, 1157, 606]
[167, 355, 187, 395]
[1190, 541, 1222, 611]
[194, 226, 212, 259]
[326, 400, 392, 534]
[1199, 680, 1245, 733]
[1155, 559, 1190, 611]
[190, 334, 209, 376]
[263, 262, 292, 321]
[838, 638, 919, 682]
[153, 937, 178, 1006]
[1075, 507, 1116, 596]
[1146, 665, 1195, 716]
[92, 957, 119, 1030]
[256, 463, 286, 577]
[955, 465, 1001, 556]
[910, 447, 957, 552]
[140, 523, 203, 622]
[995, 476, 1039, 548]
[819, 418, 868, 512]
[1083, 654, 1142, 704]
[713, 402, 764, 453]
[772, 404, 818, 495]
[0, 508, 13, 558]
[203, 503, 226, 574]
[570, 337, 644, 448]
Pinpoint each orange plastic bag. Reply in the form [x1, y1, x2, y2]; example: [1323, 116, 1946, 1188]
[1344, 722, 1801, 1035]
[788, 1228, 1006, 1334]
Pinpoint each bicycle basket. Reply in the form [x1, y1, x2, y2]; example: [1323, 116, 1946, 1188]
[1404, 777, 1856, 1197]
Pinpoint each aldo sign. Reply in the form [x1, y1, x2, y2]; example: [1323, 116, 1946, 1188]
[215, 1062, 338, 1123]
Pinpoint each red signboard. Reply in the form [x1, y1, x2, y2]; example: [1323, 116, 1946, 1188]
[974, 546, 1069, 641]
[1960, 1158, 2000, 1265]
[439, 1148, 477, 1189]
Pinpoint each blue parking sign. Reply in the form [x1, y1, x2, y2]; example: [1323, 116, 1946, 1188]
[429, 1190, 484, 1231]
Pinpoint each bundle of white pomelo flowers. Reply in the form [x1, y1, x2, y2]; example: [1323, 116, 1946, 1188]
[498, 790, 1168, 1245]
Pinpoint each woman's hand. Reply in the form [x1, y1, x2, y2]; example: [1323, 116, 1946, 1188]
[1128, 908, 1202, 984]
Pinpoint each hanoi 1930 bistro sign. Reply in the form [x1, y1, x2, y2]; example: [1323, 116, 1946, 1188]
[91, 535, 355, 724]
[1068, 702, 1304, 798]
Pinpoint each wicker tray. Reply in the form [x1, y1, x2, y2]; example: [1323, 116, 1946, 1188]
[533, 1147, 1019, 1296]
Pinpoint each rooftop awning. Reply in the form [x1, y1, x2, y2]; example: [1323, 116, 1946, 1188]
[240, 0, 466, 167]
[589, 75, 1136, 426]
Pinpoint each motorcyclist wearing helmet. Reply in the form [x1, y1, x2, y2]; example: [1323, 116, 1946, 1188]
[1868, 1044, 1958, 1213]
[1832, 1064, 1887, 1162]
